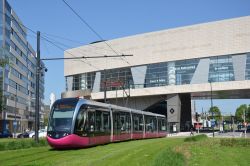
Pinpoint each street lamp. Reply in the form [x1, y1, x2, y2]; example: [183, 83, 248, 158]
[209, 80, 214, 137]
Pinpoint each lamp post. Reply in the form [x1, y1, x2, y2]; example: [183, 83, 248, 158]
[209, 80, 214, 137]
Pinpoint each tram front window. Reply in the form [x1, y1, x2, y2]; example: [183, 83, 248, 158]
[48, 99, 78, 138]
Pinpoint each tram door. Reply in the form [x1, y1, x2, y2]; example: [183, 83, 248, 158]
[113, 112, 121, 141]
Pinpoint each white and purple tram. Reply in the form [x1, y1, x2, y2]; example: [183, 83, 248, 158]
[47, 98, 167, 149]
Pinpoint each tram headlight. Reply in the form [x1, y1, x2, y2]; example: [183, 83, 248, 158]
[63, 133, 68, 137]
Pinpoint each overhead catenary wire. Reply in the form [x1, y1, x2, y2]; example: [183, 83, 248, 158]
[41, 35, 101, 70]
[41, 54, 133, 61]
[6, 10, 147, 111]
[40, 35, 134, 73]
[62, 0, 122, 56]
[43, 32, 115, 52]
[2, 9, 141, 87]
[1, 8, 135, 71]
[61, 0, 137, 68]
[3, 9, 170, 103]
[60, 0, 151, 82]
[40, 33, 148, 81]
[0, 10, 104, 70]
[40, 32, 148, 81]
[42, 33, 115, 57]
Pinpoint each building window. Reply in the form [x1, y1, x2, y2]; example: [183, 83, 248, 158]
[174, 59, 199, 85]
[246, 54, 250, 80]
[71, 72, 96, 91]
[208, 55, 234, 82]
[145, 62, 168, 87]
[145, 59, 198, 87]
[100, 68, 133, 91]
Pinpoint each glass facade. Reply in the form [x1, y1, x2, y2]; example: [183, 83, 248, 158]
[100, 68, 133, 91]
[0, 0, 45, 133]
[246, 53, 250, 80]
[0, 0, 3, 47]
[4, 0, 11, 51]
[208, 55, 234, 82]
[66, 52, 249, 93]
[174, 59, 199, 85]
[145, 62, 168, 87]
[66, 72, 96, 91]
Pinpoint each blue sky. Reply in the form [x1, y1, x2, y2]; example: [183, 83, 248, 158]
[7, 0, 250, 113]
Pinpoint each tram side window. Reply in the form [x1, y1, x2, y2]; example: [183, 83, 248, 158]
[125, 113, 131, 133]
[75, 106, 87, 136]
[139, 115, 143, 131]
[133, 114, 139, 131]
[120, 114, 126, 131]
[152, 117, 157, 132]
[133, 114, 143, 132]
[145, 116, 157, 133]
[145, 116, 151, 132]
[113, 112, 121, 133]
[158, 118, 166, 131]
[88, 111, 95, 132]
[88, 109, 111, 134]
[119, 112, 131, 133]
[103, 112, 111, 132]
[95, 111, 102, 132]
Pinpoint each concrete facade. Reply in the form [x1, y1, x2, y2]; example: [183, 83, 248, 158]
[65, 16, 250, 75]
[63, 16, 250, 132]
[0, 0, 45, 133]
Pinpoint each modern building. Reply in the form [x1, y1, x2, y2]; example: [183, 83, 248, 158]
[0, 0, 45, 133]
[63, 16, 250, 132]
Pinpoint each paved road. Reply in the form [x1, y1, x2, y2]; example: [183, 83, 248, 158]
[241, 132, 250, 138]
[168, 131, 250, 138]
[215, 132, 242, 138]
[212, 131, 250, 138]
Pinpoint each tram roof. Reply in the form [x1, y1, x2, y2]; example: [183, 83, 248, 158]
[79, 99, 165, 118]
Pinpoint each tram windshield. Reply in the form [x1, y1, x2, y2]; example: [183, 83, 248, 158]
[48, 99, 78, 133]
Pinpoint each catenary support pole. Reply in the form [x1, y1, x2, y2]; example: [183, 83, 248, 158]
[209, 81, 214, 137]
[35, 31, 40, 143]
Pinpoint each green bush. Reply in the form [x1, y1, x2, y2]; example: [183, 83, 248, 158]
[220, 138, 250, 147]
[151, 148, 185, 166]
[0, 138, 48, 151]
[184, 134, 208, 142]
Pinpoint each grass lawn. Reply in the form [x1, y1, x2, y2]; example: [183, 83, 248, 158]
[0, 137, 249, 166]
[188, 139, 250, 166]
[0, 138, 13, 143]
[0, 138, 183, 166]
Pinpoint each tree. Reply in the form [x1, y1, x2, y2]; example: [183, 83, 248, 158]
[209, 106, 221, 121]
[235, 104, 247, 122]
[235, 104, 250, 123]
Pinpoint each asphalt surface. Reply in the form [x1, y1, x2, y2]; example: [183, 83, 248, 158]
[168, 131, 250, 138]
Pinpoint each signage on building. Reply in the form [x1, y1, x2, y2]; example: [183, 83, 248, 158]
[149, 78, 166, 84]
[170, 108, 175, 114]
[214, 66, 229, 71]
[174, 65, 196, 71]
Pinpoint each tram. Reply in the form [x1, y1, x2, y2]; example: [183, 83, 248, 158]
[47, 98, 167, 149]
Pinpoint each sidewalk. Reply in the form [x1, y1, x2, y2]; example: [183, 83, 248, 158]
[167, 131, 214, 137]
[167, 132, 192, 137]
